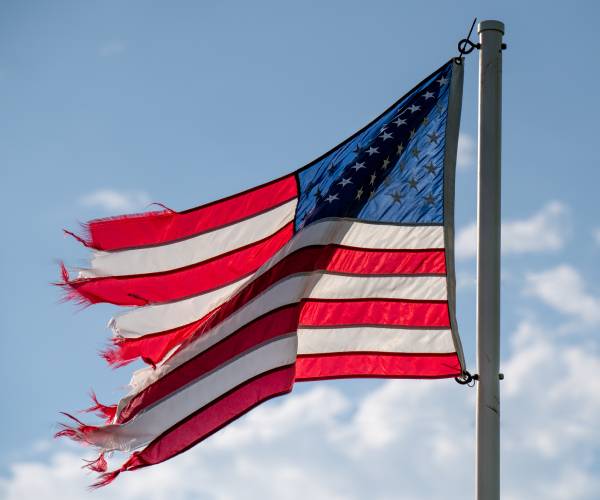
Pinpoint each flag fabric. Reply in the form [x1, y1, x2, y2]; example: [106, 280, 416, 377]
[58, 59, 465, 486]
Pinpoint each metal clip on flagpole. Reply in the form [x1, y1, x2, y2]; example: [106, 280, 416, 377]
[455, 18, 507, 66]
[454, 18, 479, 64]
[476, 20, 504, 500]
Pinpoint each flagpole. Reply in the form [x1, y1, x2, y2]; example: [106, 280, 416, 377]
[476, 19, 504, 500]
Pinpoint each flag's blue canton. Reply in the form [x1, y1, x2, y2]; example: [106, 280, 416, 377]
[294, 62, 453, 231]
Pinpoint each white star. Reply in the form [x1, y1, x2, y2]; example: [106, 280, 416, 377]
[370, 173, 376, 185]
[422, 91, 435, 100]
[380, 131, 393, 141]
[396, 143, 404, 156]
[389, 190, 403, 203]
[427, 131, 440, 144]
[409, 129, 416, 139]
[355, 187, 364, 200]
[408, 104, 421, 113]
[393, 117, 407, 127]
[366, 146, 379, 156]
[381, 157, 391, 170]
[326, 194, 339, 203]
[425, 162, 436, 174]
[338, 177, 352, 187]
[351, 161, 366, 171]
[437, 76, 448, 86]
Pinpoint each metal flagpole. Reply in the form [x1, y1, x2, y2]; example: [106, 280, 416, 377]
[476, 19, 504, 500]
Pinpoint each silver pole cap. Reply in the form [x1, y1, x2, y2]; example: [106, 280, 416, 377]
[478, 20, 505, 34]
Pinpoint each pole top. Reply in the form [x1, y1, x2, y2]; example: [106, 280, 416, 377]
[478, 20, 504, 35]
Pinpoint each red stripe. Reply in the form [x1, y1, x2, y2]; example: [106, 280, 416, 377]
[105, 248, 447, 366]
[112, 366, 295, 476]
[80, 175, 297, 251]
[66, 242, 444, 307]
[300, 298, 450, 328]
[64, 224, 293, 306]
[295, 352, 462, 380]
[115, 298, 451, 421]
[112, 300, 449, 423]
[117, 305, 300, 423]
[325, 247, 445, 275]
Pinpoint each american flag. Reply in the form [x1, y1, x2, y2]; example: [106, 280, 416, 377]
[58, 59, 465, 486]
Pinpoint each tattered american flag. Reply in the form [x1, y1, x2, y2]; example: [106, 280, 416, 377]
[58, 59, 466, 486]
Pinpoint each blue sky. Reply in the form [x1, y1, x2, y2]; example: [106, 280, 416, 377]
[1, 1, 599, 498]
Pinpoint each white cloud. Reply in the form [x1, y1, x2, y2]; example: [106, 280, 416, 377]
[79, 189, 152, 213]
[210, 386, 349, 450]
[501, 319, 600, 496]
[455, 201, 568, 259]
[456, 270, 476, 290]
[454, 222, 477, 259]
[2, 317, 600, 499]
[331, 378, 472, 462]
[99, 41, 126, 57]
[503, 201, 567, 252]
[525, 265, 600, 324]
[457, 133, 475, 170]
[593, 227, 600, 246]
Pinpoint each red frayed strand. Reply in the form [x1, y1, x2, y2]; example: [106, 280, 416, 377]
[54, 426, 83, 440]
[88, 451, 144, 488]
[85, 209, 168, 226]
[82, 391, 117, 423]
[89, 469, 121, 489]
[63, 228, 91, 248]
[82, 452, 108, 473]
[60, 411, 86, 426]
[59, 284, 96, 308]
[99, 338, 157, 369]
[60, 261, 69, 282]
[53, 263, 97, 308]
[100, 344, 135, 369]
[54, 412, 98, 442]
[148, 202, 176, 213]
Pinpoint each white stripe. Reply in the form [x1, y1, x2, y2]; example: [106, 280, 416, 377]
[80, 199, 298, 278]
[88, 336, 297, 452]
[110, 277, 251, 338]
[110, 220, 444, 338]
[297, 327, 455, 354]
[114, 272, 447, 338]
[288, 218, 444, 253]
